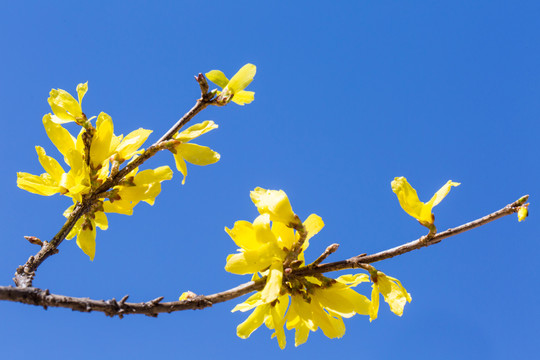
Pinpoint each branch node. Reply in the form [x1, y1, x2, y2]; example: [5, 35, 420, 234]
[193, 296, 213, 309]
[119, 295, 129, 307]
[149, 296, 165, 305]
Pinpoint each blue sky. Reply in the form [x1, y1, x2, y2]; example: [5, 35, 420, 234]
[1, 1, 538, 359]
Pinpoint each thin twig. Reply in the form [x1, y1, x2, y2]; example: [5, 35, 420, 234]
[13, 75, 214, 288]
[3, 195, 528, 316]
[310, 244, 339, 267]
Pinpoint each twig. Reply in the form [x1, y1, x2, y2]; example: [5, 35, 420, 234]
[13, 75, 214, 288]
[295, 194, 529, 276]
[3, 195, 527, 316]
[310, 244, 339, 267]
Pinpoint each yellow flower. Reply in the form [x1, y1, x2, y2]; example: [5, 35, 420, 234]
[225, 192, 324, 304]
[48, 82, 88, 124]
[62, 165, 172, 260]
[286, 274, 370, 346]
[103, 166, 173, 215]
[518, 206, 528, 222]
[17, 114, 91, 202]
[206, 63, 256, 105]
[234, 292, 289, 349]
[391, 177, 460, 227]
[233, 274, 370, 348]
[114, 128, 153, 163]
[368, 271, 411, 321]
[65, 210, 108, 261]
[170, 121, 220, 184]
[90, 112, 153, 168]
[250, 187, 302, 227]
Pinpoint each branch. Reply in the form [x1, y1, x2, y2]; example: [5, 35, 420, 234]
[3, 195, 527, 316]
[14, 75, 214, 288]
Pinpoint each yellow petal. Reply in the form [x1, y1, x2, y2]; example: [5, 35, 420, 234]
[177, 143, 220, 166]
[17, 172, 60, 196]
[76, 82, 88, 105]
[227, 63, 256, 93]
[253, 214, 282, 246]
[311, 302, 346, 339]
[271, 221, 295, 249]
[270, 305, 287, 349]
[225, 221, 262, 250]
[77, 222, 96, 261]
[391, 177, 425, 222]
[172, 153, 188, 184]
[224, 243, 276, 274]
[378, 273, 411, 316]
[261, 261, 283, 303]
[232, 292, 263, 312]
[518, 206, 528, 222]
[335, 273, 370, 287]
[103, 199, 134, 215]
[90, 112, 115, 167]
[94, 211, 108, 230]
[176, 121, 218, 142]
[116, 128, 152, 161]
[47, 88, 83, 123]
[118, 166, 172, 205]
[35, 146, 64, 183]
[428, 180, 461, 207]
[43, 114, 76, 161]
[369, 283, 380, 322]
[301, 213, 325, 252]
[134, 166, 173, 184]
[205, 70, 229, 88]
[250, 187, 298, 226]
[314, 283, 370, 318]
[237, 304, 270, 339]
[231, 91, 255, 105]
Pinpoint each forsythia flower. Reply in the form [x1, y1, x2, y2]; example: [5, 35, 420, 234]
[64, 166, 173, 260]
[368, 271, 411, 321]
[170, 121, 220, 184]
[250, 187, 301, 227]
[518, 206, 528, 222]
[233, 274, 371, 348]
[48, 82, 88, 124]
[18, 83, 170, 260]
[286, 274, 371, 346]
[226, 188, 323, 304]
[17, 114, 90, 201]
[391, 177, 460, 227]
[234, 292, 290, 349]
[227, 188, 380, 348]
[206, 63, 256, 105]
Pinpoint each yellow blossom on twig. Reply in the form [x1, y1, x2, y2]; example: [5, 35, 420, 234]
[206, 64, 256, 105]
[170, 121, 220, 184]
[391, 177, 460, 227]
[48, 82, 88, 124]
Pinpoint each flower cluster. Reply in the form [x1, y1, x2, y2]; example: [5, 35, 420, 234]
[224, 188, 411, 348]
[17, 83, 174, 260]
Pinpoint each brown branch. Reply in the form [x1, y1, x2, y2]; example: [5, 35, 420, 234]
[294, 194, 529, 276]
[14, 74, 215, 288]
[3, 195, 528, 317]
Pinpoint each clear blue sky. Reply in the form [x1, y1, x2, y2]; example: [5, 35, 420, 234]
[1, 1, 538, 359]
